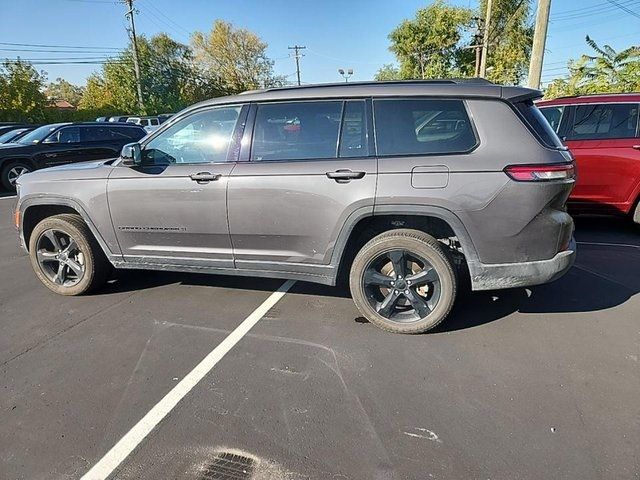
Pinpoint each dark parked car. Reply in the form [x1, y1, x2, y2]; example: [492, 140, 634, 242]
[0, 126, 37, 144]
[0, 123, 31, 137]
[14, 80, 576, 334]
[0, 122, 146, 190]
[538, 93, 640, 223]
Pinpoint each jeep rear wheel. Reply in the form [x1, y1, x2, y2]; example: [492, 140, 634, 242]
[28, 214, 110, 295]
[350, 229, 457, 334]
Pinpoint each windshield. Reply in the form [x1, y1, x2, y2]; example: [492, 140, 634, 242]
[0, 128, 26, 143]
[16, 125, 62, 145]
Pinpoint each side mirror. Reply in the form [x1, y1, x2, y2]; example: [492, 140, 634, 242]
[120, 142, 142, 166]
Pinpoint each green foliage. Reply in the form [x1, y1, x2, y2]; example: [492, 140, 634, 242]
[44, 77, 85, 106]
[374, 64, 402, 81]
[480, 0, 533, 84]
[379, 0, 533, 85]
[191, 20, 285, 94]
[0, 59, 48, 122]
[386, 1, 473, 79]
[545, 37, 640, 98]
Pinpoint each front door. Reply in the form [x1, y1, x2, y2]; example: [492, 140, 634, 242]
[227, 100, 376, 273]
[108, 104, 246, 267]
[36, 126, 83, 167]
[564, 102, 640, 214]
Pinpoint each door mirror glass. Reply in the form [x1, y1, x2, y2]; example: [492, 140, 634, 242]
[120, 142, 141, 166]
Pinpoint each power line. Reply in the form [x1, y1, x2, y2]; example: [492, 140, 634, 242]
[138, 0, 191, 36]
[0, 41, 122, 51]
[605, 0, 640, 19]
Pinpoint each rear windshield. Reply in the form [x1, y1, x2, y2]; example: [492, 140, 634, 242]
[515, 100, 564, 149]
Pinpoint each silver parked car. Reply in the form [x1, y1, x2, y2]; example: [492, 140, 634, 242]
[14, 80, 576, 334]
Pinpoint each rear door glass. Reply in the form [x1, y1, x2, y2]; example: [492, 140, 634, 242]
[566, 103, 639, 140]
[251, 101, 342, 161]
[539, 106, 565, 133]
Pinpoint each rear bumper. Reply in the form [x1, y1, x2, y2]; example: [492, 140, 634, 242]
[470, 238, 576, 291]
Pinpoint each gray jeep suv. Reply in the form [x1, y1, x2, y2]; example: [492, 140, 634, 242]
[14, 80, 576, 334]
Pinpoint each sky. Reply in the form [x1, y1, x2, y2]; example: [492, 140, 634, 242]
[0, 0, 638, 88]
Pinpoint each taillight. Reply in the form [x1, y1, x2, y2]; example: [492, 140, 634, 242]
[505, 162, 576, 182]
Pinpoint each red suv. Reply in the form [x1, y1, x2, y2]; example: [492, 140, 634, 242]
[538, 94, 640, 223]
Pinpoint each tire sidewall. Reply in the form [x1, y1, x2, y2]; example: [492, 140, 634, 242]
[28, 217, 96, 296]
[350, 235, 456, 334]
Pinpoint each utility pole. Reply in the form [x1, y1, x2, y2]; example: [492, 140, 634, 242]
[124, 0, 144, 113]
[528, 0, 552, 89]
[479, 0, 493, 78]
[288, 45, 306, 86]
[471, 17, 484, 77]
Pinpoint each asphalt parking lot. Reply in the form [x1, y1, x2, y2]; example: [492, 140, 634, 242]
[1, 194, 639, 480]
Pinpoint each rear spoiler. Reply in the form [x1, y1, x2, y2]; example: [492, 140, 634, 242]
[501, 86, 543, 103]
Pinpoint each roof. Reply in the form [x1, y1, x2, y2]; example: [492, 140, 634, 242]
[537, 92, 640, 106]
[51, 99, 76, 109]
[187, 80, 541, 111]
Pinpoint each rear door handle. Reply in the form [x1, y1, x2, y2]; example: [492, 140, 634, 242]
[326, 169, 366, 183]
[190, 172, 221, 183]
[632, 145, 640, 150]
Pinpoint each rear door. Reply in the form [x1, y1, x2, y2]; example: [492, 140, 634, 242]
[78, 125, 120, 161]
[563, 102, 640, 214]
[227, 99, 376, 272]
[108, 104, 247, 266]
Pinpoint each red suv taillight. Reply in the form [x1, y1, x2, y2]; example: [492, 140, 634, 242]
[504, 162, 576, 182]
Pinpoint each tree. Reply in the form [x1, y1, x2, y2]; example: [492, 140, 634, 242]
[544, 36, 640, 98]
[79, 33, 211, 114]
[386, 1, 473, 79]
[191, 20, 285, 94]
[45, 78, 85, 106]
[480, 0, 533, 85]
[0, 59, 48, 122]
[377, 0, 533, 84]
[374, 64, 402, 81]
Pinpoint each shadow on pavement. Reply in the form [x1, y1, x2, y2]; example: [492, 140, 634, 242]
[99, 217, 639, 333]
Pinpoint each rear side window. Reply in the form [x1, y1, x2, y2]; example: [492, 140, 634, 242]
[251, 101, 342, 161]
[515, 100, 564, 148]
[566, 103, 639, 140]
[539, 106, 564, 133]
[111, 126, 145, 141]
[373, 98, 476, 156]
[80, 126, 111, 142]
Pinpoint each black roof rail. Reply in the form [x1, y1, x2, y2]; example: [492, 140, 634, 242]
[242, 78, 495, 95]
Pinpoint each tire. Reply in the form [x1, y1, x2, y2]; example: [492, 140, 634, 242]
[349, 229, 457, 334]
[1, 160, 32, 191]
[633, 200, 640, 225]
[28, 214, 110, 295]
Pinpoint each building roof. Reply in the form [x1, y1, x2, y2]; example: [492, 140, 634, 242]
[51, 99, 76, 109]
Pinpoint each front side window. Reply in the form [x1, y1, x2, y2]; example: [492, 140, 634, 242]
[567, 103, 639, 140]
[251, 101, 342, 161]
[539, 106, 565, 133]
[374, 99, 476, 156]
[49, 126, 80, 144]
[142, 106, 241, 165]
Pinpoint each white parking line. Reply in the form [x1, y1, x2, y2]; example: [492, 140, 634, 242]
[577, 241, 640, 250]
[81, 279, 296, 480]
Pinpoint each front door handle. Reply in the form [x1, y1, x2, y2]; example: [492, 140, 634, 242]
[190, 172, 221, 184]
[326, 169, 366, 183]
[632, 145, 640, 150]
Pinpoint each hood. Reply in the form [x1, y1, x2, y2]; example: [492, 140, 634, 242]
[17, 158, 116, 188]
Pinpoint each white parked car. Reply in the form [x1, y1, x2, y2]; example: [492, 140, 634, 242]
[126, 116, 160, 133]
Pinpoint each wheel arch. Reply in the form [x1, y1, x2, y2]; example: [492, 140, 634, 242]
[331, 205, 481, 285]
[20, 197, 116, 262]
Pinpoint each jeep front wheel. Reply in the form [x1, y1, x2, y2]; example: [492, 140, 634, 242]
[349, 229, 457, 334]
[28, 214, 109, 295]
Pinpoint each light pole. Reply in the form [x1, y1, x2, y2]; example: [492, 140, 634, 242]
[338, 68, 353, 82]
